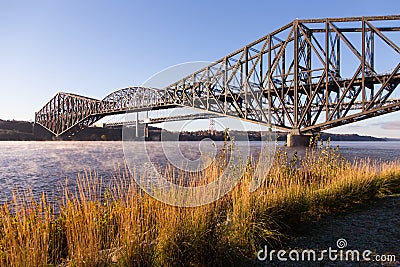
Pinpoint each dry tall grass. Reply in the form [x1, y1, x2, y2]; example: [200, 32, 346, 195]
[1, 140, 399, 266]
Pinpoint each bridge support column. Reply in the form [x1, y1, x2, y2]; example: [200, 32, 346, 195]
[287, 132, 312, 147]
[144, 123, 148, 138]
[135, 113, 139, 138]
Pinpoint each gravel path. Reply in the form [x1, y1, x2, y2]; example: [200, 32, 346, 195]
[255, 195, 400, 266]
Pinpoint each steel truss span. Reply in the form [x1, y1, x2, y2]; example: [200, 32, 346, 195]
[36, 15, 400, 137]
[35, 87, 176, 136]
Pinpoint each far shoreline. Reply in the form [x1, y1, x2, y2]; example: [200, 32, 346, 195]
[1, 119, 399, 142]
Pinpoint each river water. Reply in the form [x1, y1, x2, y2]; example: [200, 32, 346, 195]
[1, 141, 400, 203]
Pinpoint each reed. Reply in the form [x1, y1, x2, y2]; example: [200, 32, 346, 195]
[1, 140, 399, 266]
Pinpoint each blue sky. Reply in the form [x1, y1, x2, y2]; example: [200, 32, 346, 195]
[0, 0, 400, 137]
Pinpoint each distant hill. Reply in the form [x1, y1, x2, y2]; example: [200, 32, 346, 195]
[0, 119, 392, 142]
[275, 132, 386, 142]
[319, 133, 386, 141]
[384, 137, 400, 141]
[0, 119, 35, 140]
[0, 119, 33, 133]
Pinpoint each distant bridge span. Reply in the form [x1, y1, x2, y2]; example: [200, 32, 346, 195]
[36, 15, 400, 137]
[103, 113, 221, 128]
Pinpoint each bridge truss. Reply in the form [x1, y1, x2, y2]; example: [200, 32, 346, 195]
[36, 15, 400, 137]
[35, 87, 176, 136]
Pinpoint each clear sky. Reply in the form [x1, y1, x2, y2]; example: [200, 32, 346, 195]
[0, 0, 400, 137]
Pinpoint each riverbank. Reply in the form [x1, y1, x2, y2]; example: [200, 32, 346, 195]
[0, 141, 399, 266]
[282, 195, 400, 266]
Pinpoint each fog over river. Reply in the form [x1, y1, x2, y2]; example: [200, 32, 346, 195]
[1, 141, 399, 203]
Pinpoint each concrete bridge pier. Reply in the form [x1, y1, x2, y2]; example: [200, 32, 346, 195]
[144, 123, 149, 138]
[286, 130, 313, 147]
[134, 112, 148, 138]
[135, 112, 139, 138]
[144, 111, 149, 138]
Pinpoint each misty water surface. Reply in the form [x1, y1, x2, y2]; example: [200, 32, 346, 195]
[1, 141, 400, 203]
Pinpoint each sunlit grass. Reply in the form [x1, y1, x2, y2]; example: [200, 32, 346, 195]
[1, 140, 400, 266]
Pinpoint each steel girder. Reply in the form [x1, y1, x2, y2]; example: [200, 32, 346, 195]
[100, 87, 175, 114]
[103, 113, 221, 128]
[36, 15, 400, 136]
[35, 87, 175, 136]
[35, 93, 102, 137]
[165, 15, 400, 133]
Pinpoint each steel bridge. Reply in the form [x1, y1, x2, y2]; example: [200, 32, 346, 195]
[35, 15, 400, 140]
[103, 113, 221, 128]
